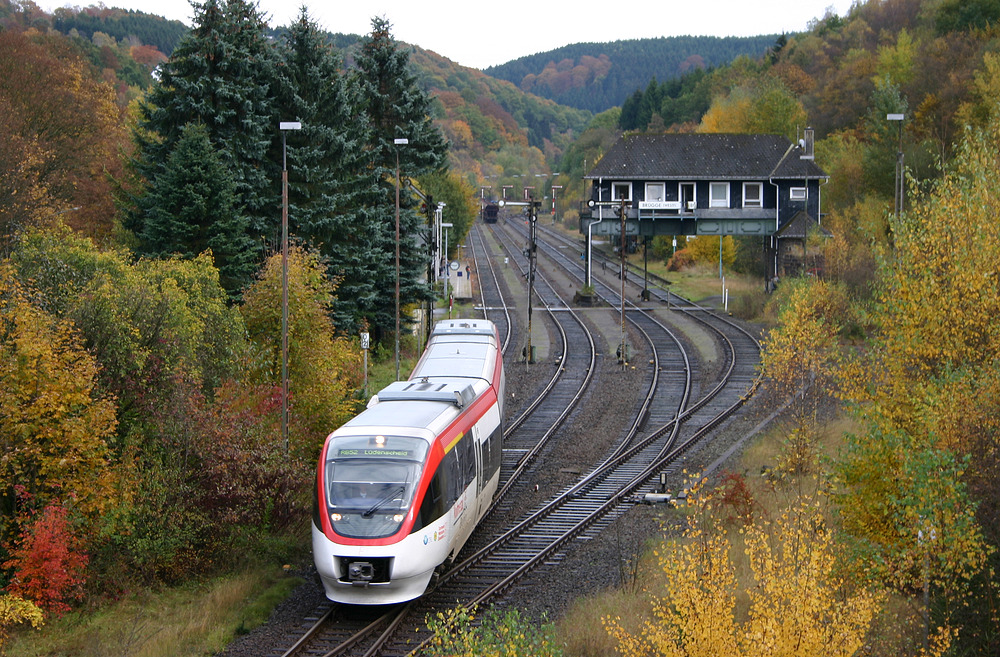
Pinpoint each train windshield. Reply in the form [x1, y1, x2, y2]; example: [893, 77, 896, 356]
[324, 434, 428, 539]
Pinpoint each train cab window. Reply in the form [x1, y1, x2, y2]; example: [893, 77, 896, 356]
[324, 435, 428, 539]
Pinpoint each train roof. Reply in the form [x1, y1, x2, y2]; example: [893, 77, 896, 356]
[330, 319, 501, 440]
[412, 319, 499, 382]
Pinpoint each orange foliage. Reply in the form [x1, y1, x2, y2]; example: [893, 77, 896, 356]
[2, 504, 89, 616]
[129, 43, 166, 70]
[0, 30, 128, 240]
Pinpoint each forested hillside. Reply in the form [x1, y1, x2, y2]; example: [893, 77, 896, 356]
[49, 5, 188, 55]
[485, 35, 778, 112]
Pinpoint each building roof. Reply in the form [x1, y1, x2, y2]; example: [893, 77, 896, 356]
[775, 210, 833, 239]
[585, 133, 828, 181]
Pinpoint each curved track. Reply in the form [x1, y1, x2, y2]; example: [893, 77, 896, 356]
[277, 216, 763, 657]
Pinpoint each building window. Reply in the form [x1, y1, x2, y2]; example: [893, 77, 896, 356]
[612, 182, 632, 201]
[743, 182, 763, 208]
[710, 182, 729, 208]
[790, 187, 807, 201]
[645, 182, 665, 201]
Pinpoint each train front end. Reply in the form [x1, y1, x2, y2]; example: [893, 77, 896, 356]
[312, 427, 454, 605]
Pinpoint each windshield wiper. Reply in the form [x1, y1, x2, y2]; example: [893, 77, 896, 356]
[362, 485, 405, 518]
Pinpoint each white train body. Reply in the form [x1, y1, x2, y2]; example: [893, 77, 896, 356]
[312, 319, 505, 605]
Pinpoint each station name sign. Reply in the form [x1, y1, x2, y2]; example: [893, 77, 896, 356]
[638, 200, 682, 210]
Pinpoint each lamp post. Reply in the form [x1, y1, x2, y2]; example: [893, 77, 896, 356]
[887, 113, 905, 221]
[394, 137, 409, 381]
[279, 120, 301, 456]
[441, 222, 452, 317]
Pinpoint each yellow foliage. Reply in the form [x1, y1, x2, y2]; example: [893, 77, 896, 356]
[0, 263, 118, 540]
[0, 594, 44, 652]
[761, 278, 846, 403]
[240, 246, 362, 457]
[846, 119, 1000, 440]
[682, 235, 735, 267]
[605, 494, 920, 657]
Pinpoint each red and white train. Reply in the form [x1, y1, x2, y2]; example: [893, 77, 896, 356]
[312, 319, 505, 605]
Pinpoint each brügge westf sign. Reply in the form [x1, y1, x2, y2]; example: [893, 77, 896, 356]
[638, 200, 681, 210]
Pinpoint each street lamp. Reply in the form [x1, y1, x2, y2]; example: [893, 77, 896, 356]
[394, 137, 409, 381]
[887, 113, 905, 220]
[441, 221, 453, 317]
[279, 120, 301, 455]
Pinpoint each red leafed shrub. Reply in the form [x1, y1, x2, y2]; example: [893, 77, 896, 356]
[2, 504, 88, 615]
[716, 470, 759, 526]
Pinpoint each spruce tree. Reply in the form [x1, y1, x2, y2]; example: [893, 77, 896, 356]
[131, 0, 277, 248]
[136, 122, 255, 297]
[353, 17, 448, 343]
[273, 9, 382, 335]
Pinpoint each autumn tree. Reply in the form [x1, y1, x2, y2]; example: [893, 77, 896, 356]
[760, 278, 849, 473]
[836, 109, 1000, 651]
[0, 263, 118, 546]
[699, 76, 807, 140]
[604, 492, 902, 657]
[0, 29, 127, 240]
[0, 595, 43, 652]
[2, 503, 89, 615]
[12, 224, 246, 435]
[240, 245, 362, 458]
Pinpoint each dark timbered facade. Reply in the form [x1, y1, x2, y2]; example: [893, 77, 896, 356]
[582, 131, 829, 277]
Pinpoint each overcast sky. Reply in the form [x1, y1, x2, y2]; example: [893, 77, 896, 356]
[40, 0, 857, 70]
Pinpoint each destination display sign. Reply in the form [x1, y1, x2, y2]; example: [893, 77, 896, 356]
[337, 448, 414, 458]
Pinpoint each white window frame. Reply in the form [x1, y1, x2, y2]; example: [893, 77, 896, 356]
[743, 182, 763, 208]
[645, 182, 665, 202]
[790, 186, 807, 201]
[709, 182, 729, 208]
[612, 181, 632, 201]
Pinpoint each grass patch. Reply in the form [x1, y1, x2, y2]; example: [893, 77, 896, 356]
[8, 567, 303, 657]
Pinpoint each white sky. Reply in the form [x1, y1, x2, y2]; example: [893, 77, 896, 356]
[41, 0, 856, 70]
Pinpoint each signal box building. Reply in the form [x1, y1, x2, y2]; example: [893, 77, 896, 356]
[582, 131, 830, 278]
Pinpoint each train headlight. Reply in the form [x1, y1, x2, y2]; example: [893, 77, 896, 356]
[393, 514, 405, 523]
[331, 513, 342, 522]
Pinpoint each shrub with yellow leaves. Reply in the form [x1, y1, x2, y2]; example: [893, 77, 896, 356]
[603, 491, 951, 657]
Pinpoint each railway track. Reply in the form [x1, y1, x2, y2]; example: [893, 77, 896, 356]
[275, 216, 762, 657]
[276, 221, 604, 657]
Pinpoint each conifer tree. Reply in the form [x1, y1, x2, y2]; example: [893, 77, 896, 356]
[353, 16, 447, 342]
[273, 9, 382, 334]
[131, 0, 277, 249]
[136, 122, 255, 297]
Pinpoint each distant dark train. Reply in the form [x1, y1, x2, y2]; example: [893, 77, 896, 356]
[312, 319, 505, 605]
[481, 202, 499, 223]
